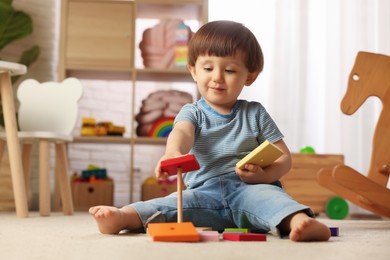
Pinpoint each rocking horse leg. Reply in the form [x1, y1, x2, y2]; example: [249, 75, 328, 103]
[332, 165, 390, 211]
[317, 167, 390, 218]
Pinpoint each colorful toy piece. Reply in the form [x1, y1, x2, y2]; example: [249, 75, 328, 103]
[329, 227, 339, 237]
[326, 197, 349, 220]
[236, 140, 284, 170]
[198, 231, 220, 242]
[299, 146, 316, 154]
[81, 168, 107, 180]
[160, 154, 200, 176]
[148, 154, 200, 242]
[80, 117, 125, 136]
[222, 232, 267, 242]
[224, 228, 250, 233]
[148, 222, 200, 242]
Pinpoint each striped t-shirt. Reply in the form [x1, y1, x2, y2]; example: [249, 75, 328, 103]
[174, 97, 283, 189]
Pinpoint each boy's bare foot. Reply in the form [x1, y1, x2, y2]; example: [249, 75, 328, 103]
[89, 206, 142, 234]
[289, 214, 331, 242]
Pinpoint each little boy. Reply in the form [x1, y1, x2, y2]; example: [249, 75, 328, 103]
[90, 20, 330, 242]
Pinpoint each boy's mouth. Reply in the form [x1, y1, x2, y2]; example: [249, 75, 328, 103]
[209, 84, 225, 91]
[210, 87, 225, 93]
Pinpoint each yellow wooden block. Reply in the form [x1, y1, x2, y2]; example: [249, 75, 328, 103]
[236, 140, 284, 169]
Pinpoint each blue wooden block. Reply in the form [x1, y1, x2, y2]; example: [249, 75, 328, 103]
[329, 227, 339, 236]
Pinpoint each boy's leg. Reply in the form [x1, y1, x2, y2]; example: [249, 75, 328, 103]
[226, 176, 329, 241]
[131, 178, 235, 231]
[278, 211, 331, 242]
[89, 205, 142, 234]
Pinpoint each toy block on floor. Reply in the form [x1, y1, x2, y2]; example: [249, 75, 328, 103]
[224, 228, 250, 233]
[198, 231, 220, 242]
[329, 227, 339, 236]
[148, 222, 200, 242]
[223, 232, 267, 242]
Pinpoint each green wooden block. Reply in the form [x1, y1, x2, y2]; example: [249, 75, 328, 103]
[224, 228, 250, 233]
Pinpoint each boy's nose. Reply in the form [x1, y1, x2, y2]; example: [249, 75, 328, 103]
[212, 71, 223, 82]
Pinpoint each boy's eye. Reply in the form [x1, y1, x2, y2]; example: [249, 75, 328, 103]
[203, 67, 213, 71]
[225, 69, 236, 73]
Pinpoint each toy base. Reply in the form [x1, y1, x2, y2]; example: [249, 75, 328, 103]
[222, 232, 267, 241]
[148, 222, 200, 242]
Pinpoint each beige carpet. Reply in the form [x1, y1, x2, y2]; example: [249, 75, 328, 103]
[1, 211, 389, 260]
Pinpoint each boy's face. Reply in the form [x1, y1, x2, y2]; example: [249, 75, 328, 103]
[188, 53, 258, 114]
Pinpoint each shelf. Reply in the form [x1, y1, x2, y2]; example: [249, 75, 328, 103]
[60, 0, 208, 204]
[134, 137, 167, 145]
[74, 136, 167, 145]
[74, 136, 131, 144]
[135, 68, 193, 82]
[63, 68, 193, 82]
[66, 69, 134, 81]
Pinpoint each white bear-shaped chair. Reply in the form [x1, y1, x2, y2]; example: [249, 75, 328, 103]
[0, 77, 83, 216]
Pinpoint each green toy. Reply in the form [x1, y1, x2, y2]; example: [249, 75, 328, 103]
[326, 197, 349, 219]
[300, 146, 316, 154]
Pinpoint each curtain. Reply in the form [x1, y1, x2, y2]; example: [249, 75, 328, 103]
[210, 0, 390, 188]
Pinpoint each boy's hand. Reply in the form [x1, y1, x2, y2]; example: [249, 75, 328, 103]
[155, 157, 170, 180]
[235, 163, 269, 184]
[235, 140, 292, 184]
[155, 153, 182, 180]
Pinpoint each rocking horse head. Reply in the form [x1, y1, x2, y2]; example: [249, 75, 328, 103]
[340, 51, 390, 185]
[341, 51, 390, 115]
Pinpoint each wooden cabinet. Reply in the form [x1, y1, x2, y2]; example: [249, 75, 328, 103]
[65, 1, 135, 70]
[59, 0, 208, 203]
[280, 153, 344, 214]
[60, 0, 135, 77]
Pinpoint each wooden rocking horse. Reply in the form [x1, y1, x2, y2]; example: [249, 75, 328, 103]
[317, 51, 390, 218]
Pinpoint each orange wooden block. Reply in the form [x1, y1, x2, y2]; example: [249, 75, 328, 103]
[148, 222, 200, 242]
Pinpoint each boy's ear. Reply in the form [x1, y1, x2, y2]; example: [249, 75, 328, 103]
[245, 71, 260, 86]
[187, 65, 197, 82]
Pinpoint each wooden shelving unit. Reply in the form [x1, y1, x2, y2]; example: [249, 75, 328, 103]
[59, 0, 208, 203]
[73, 136, 167, 145]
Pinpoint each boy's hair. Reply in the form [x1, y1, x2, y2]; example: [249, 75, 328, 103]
[188, 20, 264, 73]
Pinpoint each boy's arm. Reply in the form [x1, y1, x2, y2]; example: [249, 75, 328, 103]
[155, 121, 195, 179]
[235, 139, 292, 184]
